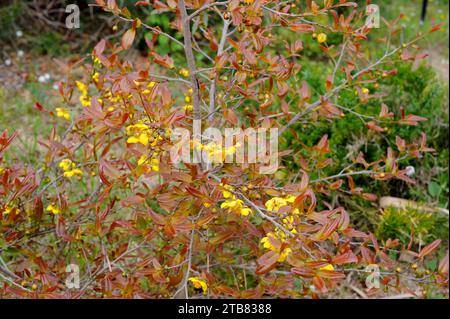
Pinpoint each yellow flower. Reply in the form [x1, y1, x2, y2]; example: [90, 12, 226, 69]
[137, 155, 147, 166]
[76, 81, 88, 94]
[221, 199, 243, 211]
[317, 33, 327, 44]
[223, 146, 237, 157]
[188, 277, 207, 294]
[55, 107, 70, 120]
[149, 158, 160, 172]
[80, 95, 91, 107]
[260, 232, 277, 250]
[76, 81, 91, 107]
[59, 159, 74, 171]
[126, 123, 157, 146]
[59, 159, 82, 178]
[148, 81, 156, 88]
[93, 56, 102, 65]
[240, 207, 252, 216]
[242, 0, 254, 4]
[221, 198, 252, 216]
[64, 168, 83, 177]
[220, 184, 234, 199]
[46, 204, 61, 215]
[183, 104, 193, 112]
[92, 71, 100, 82]
[278, 248, 292, 262]
[362, 87, 370, 94]
[265, 197, 288, 212]
[0, 167, 4, 174]
[127, 133, 149, 146]
[261, 232, 291, 262]
[319, 264, 334, 271]
[126, 123, 150, 134]
[2, 205, 16, 215]
[185, 95, 191, 103]
[265, 195, 299, 214]
[137, 155, 159, 172]
[179, 68, 190, 78]
[285, 195, 296, 203]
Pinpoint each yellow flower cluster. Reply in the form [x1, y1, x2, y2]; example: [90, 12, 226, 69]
[265, 196, 299, 235]
[126, 122, 162, 147]
[219, 184, 252, 216]
[260, 194, 303, 262]
[260, 232, 292, 262]
[100, 91, 122, 112]
[242, 0, 255, 4]
[137, 153, 160, 172]
[179, 68, 190, 78]
[265, 195, 298, 214]
[320, 264, 334, 271]
[193, 141, 239, 163]
[76, 81, 91, 107]
[221, 199, 252, 216]
[93, 56, 102, 66]
[55, 107, 70, 120]
[59, 159, 83, 178]
[182, 88, 193, 112]
[313, 33, 327, 44]
[46, 204, 61, 215]
[188, 277, 207, 294]
[92, 71, 100, 83]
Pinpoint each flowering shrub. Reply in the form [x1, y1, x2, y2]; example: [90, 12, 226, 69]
[0, 0, 448, 298]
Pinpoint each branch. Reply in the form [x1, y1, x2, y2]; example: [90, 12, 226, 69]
[208, 19, 231, 120]
[188, 1, 230, 20]
[179, 0, 201, 120]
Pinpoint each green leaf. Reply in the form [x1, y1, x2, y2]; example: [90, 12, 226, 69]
[428, 181, 441, 197]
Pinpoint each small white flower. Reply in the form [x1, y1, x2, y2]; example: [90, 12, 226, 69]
[16, 30, 23, 38]
[405, 166, 415, 176]
[38, 75, 46, 83]
[53, 84, 59, 90]
[5, 59, 12, 66]
[17, 50, 24, 58]
[44, 73, 51, 80]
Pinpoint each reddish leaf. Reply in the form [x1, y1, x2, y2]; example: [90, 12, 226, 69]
[419, 239, 442, 259]
[122, 28, 136, 50]
[256, 251, 280, 275]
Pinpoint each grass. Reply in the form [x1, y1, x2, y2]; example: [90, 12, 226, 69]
[0, 82, 56, 165]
